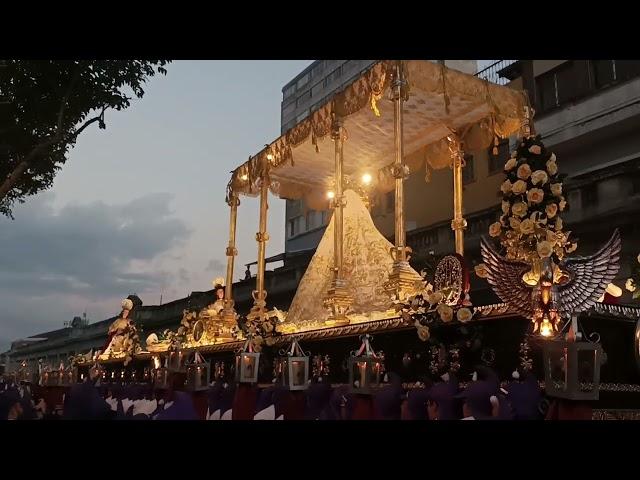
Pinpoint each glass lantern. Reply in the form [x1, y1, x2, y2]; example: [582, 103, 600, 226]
[348, 335, 384, 395]
[151, 355, 170, 389]
[275, 338, 309, 391]
[542, 339, 603, 401]
[186, 351, 210, 391]
[168, 350, 186, 372]
[235, 337, 260, 384]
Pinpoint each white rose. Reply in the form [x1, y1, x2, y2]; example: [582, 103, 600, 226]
[501, 180, 513, 194]
[456, 308, 473, 323]
[437, 304, 453, 323]
[537, 241, 553, 258]
[545, 203, 558, 219]
[474, 263, 489, 278]
[512, 180, 527, 195]
[555, 217, 563, 231]
[501, 201, 510, 214]
[551, 183, 563, 197]
[489, 222, 502, 237]
[531, 170, 549, 186]
[546, 159, 558, 175]
[509, 217, 522, 230]
[427, 291, 444, 305]
[504, 158, 517, 171]
[519, 219, 535, 234]
[512, 202, 528, 217]
[517, 164, 532, 180]
[559, 197, 567, 211]
[417, 326, 430, 342]
[527, 188, 545, 204]
[529, 144, 542, 155]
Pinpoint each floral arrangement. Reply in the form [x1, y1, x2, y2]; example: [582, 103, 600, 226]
[478, 135, 575, 271]
[396, 280, 475, 343]
[625, 253, 640, 300]
[236, 308, 287, 351]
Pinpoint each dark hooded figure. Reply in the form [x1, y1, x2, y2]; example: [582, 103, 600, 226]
[505, 369, 543, 420]
[455, 380, 497, 420]
[63, 368, 111, 420]
[426, 381, 458, 420]
[326, 385, 353, 420]
[0, 389, 24, 420]
[207, 381, 224, 418]
[374, 373, 404, 420]
[155, 372, 199, 420]
[474, 365, 514, 420]
[406, 385, 431, 420]
[305, 379, 332, 420]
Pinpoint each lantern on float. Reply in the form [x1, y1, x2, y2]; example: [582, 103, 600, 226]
[168, 349, 186, 372]
[151, 355, 170, 389]
[274, 338, 309, 391]
[186, 351, 210, 391]
[235, 337, 260, 384]
[542, 315, 604, 401]
[348, 335, 384, 394]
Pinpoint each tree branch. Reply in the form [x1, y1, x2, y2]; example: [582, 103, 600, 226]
[0, 106, 107, 204]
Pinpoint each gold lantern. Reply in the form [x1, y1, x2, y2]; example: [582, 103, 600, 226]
[235, 337, 260, 384]
[348, 335, 384, 395]
[186, 351, 210, 391]
[274, 338, 309, 391]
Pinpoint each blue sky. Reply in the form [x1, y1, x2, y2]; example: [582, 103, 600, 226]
[0, 60, 313, 350]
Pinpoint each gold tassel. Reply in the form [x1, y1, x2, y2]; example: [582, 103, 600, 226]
[371, 92, 382, 117]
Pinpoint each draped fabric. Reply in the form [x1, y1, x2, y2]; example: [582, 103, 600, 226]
[283, 190, 420, 331]
[229, 60, 525, 204]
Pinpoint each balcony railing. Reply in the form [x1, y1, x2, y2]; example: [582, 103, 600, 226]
[475, 60, 518, 85]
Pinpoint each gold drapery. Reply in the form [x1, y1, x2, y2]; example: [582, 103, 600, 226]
[229, 60, 525, 204]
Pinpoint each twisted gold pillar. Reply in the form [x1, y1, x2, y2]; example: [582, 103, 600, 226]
[220, 191, 239, 327]
[324, 116, 352, 326]
[385, 61, 423, 301]
[248, 155, 270, 322]
[449, 135, 467, 256]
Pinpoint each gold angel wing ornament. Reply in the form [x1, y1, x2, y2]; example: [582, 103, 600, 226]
[557, 229, 621, 317]
[480, 237, 533, 319]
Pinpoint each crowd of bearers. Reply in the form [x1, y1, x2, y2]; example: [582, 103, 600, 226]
[2, 364, 590, 421]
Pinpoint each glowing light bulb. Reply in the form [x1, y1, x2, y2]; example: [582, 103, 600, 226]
[240, 174, 248, 181]
[266, 153, 274, 161]
[539, 317, 553, 337]
[327, 191, 335, 200]
[361, 173, 372, 185]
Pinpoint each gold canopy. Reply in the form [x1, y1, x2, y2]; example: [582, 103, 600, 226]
[228, 60, 525, 209]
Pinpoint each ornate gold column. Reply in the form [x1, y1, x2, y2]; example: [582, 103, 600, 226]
[385, 61, 423, 301]
[448, 135, 467, 256]
[220, 190, 239, 327]
[324, 116, 352, 326]
[247, 154, 270, 322]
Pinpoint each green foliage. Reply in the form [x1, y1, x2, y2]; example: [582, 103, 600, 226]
[0, 60, 169, 217]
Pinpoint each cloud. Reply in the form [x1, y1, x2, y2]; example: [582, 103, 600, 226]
[0, 192, 190, 350]
[205, 258, 225, 273]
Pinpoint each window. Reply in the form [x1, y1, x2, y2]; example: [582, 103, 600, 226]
[386, 191, 395, 213]
[311, 61, 325, 78]
[283, 84, 296, 100]
[282, 102, 296, 118]
[489, 140, 509, 175]
[296, 109, 310, 123]
[296, 89, 311, 107]
[593, 60, 615, 88]
[287, 217, 301, 238]
[462, 155, 475, 184]
[536, 70, 558, 112]
[296, 72, 310, 89]
[306, 210, 319, 231]
[614, 60, 640, 83]
[324, 65, 343, 87]
[581, 183, 598, 209]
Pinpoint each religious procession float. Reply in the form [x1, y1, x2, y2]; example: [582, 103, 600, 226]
[13, 60, 640, 420]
